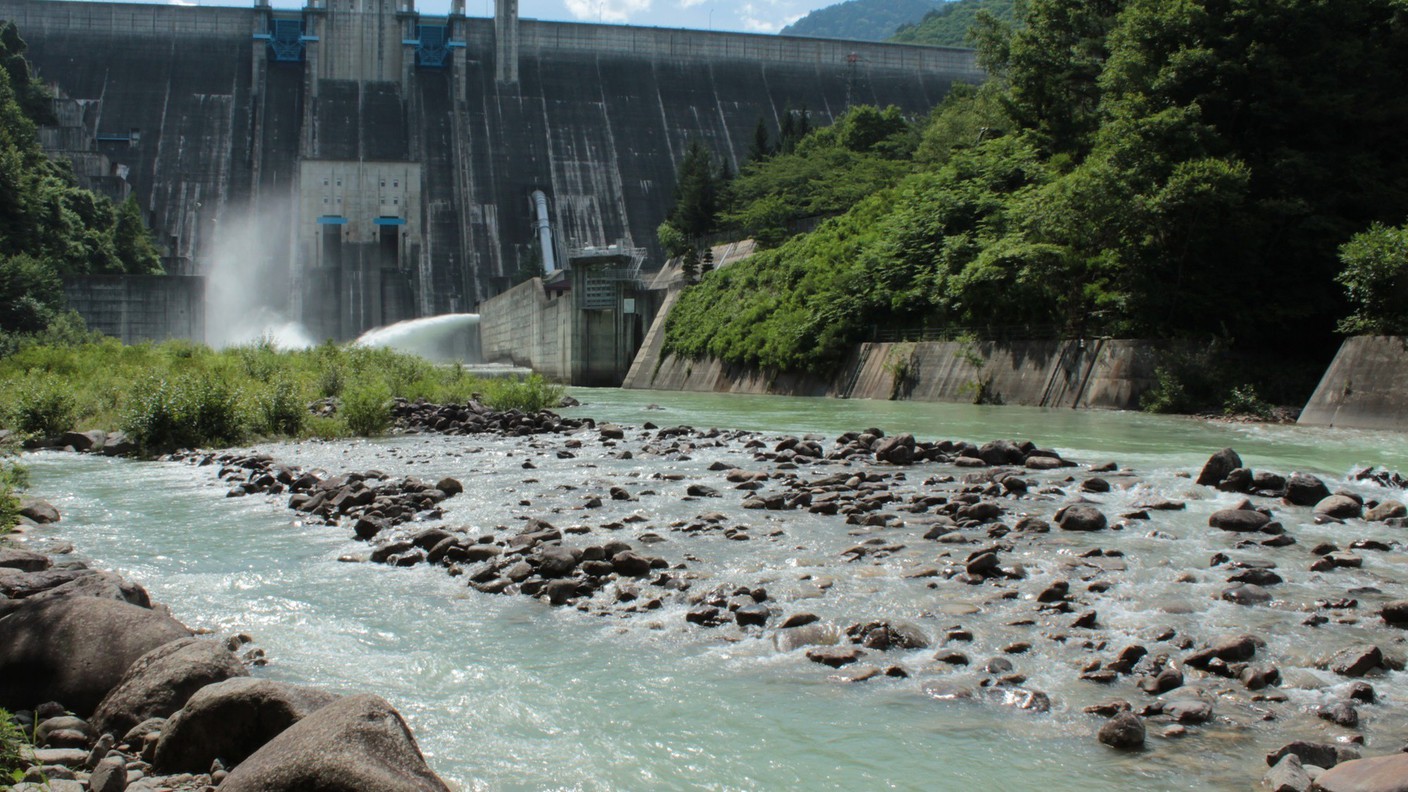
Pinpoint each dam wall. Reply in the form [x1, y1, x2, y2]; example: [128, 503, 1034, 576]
[1298, 336, 1408, 430]
[0, 0, 982, 340]
[63, 275, 206, 345]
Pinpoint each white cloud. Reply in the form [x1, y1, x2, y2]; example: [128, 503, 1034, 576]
[677, 0, 707, 8]
[737, 1, 805, 33]
[563, 0, 653, 23]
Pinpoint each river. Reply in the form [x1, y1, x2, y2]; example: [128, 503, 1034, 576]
[19, 390, 1408, 791]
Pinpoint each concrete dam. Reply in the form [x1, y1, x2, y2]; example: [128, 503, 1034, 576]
[1, 0, 982, 344]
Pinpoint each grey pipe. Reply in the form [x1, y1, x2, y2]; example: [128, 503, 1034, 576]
[531, 189, 557, 274]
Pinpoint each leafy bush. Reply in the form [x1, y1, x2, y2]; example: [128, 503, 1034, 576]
[341, 381, 392, 437]
[255, 378, 305, 437]
[480, 374, 564, 413]
[1336, 221, 1408, 335]
[121, 374, 245, 453]
[0, 442, 29, 537]
[1223, 384, 1273, 419]
[11, 374, 75, 438]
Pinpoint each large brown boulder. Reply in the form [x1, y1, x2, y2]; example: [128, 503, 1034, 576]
[91, 637, 248, 737]
[0, 596, 192, 715]
[153, 677, 340, 773]
[27, 570, 153, 608]
[1314, 753, 1408, 792]
[218, 694, 451, 792]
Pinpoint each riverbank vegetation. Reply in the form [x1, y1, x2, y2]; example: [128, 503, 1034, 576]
[0, 21, 164, 353]
[0, 340, 564, 455]
[664, 0, 1408, 410]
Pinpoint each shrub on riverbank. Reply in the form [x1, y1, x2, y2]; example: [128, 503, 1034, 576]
[0, 340, 567, 453]
[0, 443, 27, 536]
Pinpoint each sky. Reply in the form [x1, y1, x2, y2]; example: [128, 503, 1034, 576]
[159, 0, 846, 33]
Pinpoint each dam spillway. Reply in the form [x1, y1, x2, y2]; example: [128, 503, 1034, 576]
[0, 0, 983, 342]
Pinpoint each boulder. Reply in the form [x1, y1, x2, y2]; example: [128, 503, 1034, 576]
[1366, 500, 1407, 522]
[1329, 645, 1383, 677]
[1267, 741, 1353, 770]
[874, 434, 916, 465]
[18, 497, 60, 524]
[58, 431, 103, 452]
[0, 596, 192, 715]
[1097, 712, 1144, 750]
[1381, 601, 1408, 627]
[1208, 509, 1271, 532]
[1265, 754, 1311, 792]
[1055, 504, 1107, 532]
[1197, 448, 1242, 486]
[0, 548, 51, 572]
[217, 694, 451, 792]
[1313, 753, 1408, 792]
[27, 570, 153, 608]
[92, 637, 249, 737]
[153, 677, 340, 773]
[88, 756, 127, 792]
[978, 440, 1026, 467]
[1284, 473, 1331, 506]
[1315, 495, 1364, 520]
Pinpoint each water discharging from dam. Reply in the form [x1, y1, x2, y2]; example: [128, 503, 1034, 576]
[353, 313, 481, 363]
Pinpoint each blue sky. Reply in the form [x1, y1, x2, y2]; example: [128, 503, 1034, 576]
[164, 0, 844, 33]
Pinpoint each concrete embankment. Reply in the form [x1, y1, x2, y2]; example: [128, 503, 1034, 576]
[623, 328, 1161, 410]
[1299, 336, 1408, 430]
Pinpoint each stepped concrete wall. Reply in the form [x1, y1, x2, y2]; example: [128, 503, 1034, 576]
[623, 296, 1161, 408]
[63, 275, 206, 344]
[1298, 336, 1408, 430]
[477, 278, 571, 381]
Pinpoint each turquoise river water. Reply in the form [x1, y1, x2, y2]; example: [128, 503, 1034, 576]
[19, 390, 1408, 791]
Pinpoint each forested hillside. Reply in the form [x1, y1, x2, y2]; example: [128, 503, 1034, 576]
[666, 0, 1408, 408]
[891, 0, 1017, 47]
[0, 20, 161, 345]
[781, 0, 940, 42]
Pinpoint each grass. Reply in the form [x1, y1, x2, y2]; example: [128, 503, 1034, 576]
[0, 338, 568, 455]
[0, 707, 26, 785]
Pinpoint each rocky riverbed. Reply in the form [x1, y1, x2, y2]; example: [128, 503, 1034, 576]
[8, 397, 1408, 790]
[1, 502, 452, 790]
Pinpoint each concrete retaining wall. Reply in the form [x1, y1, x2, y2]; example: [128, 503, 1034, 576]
[477, 278, 570, 381]
[625, 333, 1161, 409]
[63, 275, 206, 344]
[1298, 336, 1408, 429]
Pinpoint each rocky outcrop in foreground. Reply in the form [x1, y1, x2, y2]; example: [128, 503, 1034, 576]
[0, 507, 450, 792]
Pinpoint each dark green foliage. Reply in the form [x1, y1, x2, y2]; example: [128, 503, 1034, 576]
[665, 0, 1408, 395]
[724, 105, 917, 247]
[781, 0, 941, 42]
[659, 140, 729, 282]
[892, 0, 1018, 48]
[0, 253, 64, 334]
[122, 374, 245, 453]
[341, 381, 392, 437]
[747, 118, 772, 163]
[10, 373, 75, 437]
[0, 21, 166, 351]
[1336, 221, 1408, 335]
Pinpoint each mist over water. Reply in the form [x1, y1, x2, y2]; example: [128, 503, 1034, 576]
[204, 200, 316, 350]
[353, 314, 481, 363]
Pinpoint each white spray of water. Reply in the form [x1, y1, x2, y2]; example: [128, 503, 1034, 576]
[203, 199, 317, 349]
[353, 314, 481, 362]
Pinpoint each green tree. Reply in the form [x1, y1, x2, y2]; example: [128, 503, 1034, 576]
[113, 196, 163, 274]
[1336, 222, 1408, 335]
[747, 118, 772, 163]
